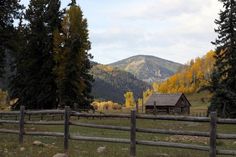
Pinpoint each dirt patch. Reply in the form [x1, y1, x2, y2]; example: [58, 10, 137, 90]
[165, 135, 208, 145]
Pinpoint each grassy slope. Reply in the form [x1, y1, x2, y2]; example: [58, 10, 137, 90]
[186, 91, 211, 115]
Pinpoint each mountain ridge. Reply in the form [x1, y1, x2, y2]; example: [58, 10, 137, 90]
[109, 55, 183, 83]
[108, 54, 182, 65]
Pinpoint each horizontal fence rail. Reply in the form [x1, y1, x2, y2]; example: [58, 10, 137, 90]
[0, 106, 236, 157]
[70, 121, 130, 131]
[2, 109, 236, 124]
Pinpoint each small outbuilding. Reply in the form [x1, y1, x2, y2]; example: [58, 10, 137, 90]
[144, 93, 191, 115]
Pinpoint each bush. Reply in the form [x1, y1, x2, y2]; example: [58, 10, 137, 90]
[92, 100, 122, 111]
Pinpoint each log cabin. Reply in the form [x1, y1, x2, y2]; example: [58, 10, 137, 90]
[144, 93, 191, 114]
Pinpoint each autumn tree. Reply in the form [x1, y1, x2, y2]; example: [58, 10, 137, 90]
[137, 98, 143, 107]
[143, 89, 153, 103]
[152, 82, 159, 92]
[53, 1, 93, 109]
[208, 0, 236, 118]
[124, 91, 135, 108]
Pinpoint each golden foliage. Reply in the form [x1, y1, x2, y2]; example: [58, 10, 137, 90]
[153, 50, 215, 94]
[92, 100, 122, 111]
[143, 89, 153, 103]
[0, 90, 10, 110]
[124, 91, 135, 108]
[96, 64, 114, 73]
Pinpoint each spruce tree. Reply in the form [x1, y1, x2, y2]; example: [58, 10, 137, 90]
[36, 0, 62, 109]
[209, 0, 236, 118]
[54, 1, 93, 109]
[10, 0, 62, 109]
[9, 15, 27, 92]
[0, 0, 23, 77]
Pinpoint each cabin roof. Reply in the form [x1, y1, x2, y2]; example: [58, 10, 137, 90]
[144, 93, 190, 107]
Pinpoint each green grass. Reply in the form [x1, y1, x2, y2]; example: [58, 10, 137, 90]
[1, 116, 236, 157]
[0, 92, 236, 157]
[186, 91, 211, 115]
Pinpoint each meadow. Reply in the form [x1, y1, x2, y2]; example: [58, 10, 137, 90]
[0, 92, 235, 157]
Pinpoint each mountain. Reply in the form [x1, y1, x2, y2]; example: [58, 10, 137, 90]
[91, 63, 150, 104]
[109, 55, 183, 83]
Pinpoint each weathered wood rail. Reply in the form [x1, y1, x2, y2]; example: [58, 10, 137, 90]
[0, 106, 236, 157]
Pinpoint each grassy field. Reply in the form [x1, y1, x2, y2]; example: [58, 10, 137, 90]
[1, 115, 236, 157]
[0, 92, 236, 157]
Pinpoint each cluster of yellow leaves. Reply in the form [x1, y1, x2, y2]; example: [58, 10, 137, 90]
[0, 90, 9, 110]
[92, 100, 122, 111]
[143, 89, 153, 103]
[153, 51, 215, 94]
[124, 91, 135, 108]
[96, 64, 114, 73]
[124, 89, 153, 109]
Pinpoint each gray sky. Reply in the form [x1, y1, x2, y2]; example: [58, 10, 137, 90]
[21, 0, 222, 64]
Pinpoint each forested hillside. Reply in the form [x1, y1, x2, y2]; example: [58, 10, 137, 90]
[153, 51, 215, 94]
[91, 63, 150, 103]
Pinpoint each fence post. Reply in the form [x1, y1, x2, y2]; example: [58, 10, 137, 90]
[136, 102, 139, 113]
[40, 113, 43, 120]
[209, 112, 217, 157]
[154, 101, 157, 115]
[64, 106, 70, 154]
[130, 109, 136, 157]
[19, 106, 25, 145]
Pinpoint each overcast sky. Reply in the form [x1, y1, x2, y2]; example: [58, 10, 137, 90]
[21, 0, 222, 64]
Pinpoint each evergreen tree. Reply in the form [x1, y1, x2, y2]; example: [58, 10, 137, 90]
[54, 2, 93, 109]
[36, 0, 62, 109]
[0, 0, 23, 77]
[209, 0, 236, 118]
[9, 21, 29, 108]
[10, 0, 62, 109]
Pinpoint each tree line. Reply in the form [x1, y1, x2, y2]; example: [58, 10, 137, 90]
[0, 0, 93, 110]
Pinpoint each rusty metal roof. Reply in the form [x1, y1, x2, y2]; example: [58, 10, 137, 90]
[144, 93, 185, 106]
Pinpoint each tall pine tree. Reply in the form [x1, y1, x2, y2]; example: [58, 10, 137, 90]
[10, 0, 62, 109]
[0, 0, 23, 77]
[209, 0, 236, 118]
[53, 1, 93, 109]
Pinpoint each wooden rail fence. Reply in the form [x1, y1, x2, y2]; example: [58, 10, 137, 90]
[0, 106, 236, 157]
